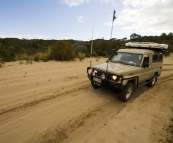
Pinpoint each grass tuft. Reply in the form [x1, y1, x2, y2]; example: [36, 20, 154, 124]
[95, 57, 100, 61]
[15, 54, 33, 64]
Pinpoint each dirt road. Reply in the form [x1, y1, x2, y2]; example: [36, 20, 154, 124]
[0, 58, 173, 143]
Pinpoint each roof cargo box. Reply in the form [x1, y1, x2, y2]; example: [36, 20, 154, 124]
[125, 42, 168, 51]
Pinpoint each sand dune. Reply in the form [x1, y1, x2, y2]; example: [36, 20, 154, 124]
[0, 57, 172, 143]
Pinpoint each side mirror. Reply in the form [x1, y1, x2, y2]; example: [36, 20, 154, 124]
[142, 57, 149, 68]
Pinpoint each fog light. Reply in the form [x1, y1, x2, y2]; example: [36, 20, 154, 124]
[119, 77, 122, 81]
[101, 73, 105, 79]
[92, 70, 97, 76]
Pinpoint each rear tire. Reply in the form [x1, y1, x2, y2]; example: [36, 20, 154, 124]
[118, 82, 133, 102]
[147, 74, 157, 87]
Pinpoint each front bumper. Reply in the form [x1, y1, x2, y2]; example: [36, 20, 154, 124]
[87, 67, 124, 90]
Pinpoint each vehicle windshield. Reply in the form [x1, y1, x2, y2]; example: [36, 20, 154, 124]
[110, 52, 143, 67]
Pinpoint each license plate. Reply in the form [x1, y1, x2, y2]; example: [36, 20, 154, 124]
[93, 77, 101, 83]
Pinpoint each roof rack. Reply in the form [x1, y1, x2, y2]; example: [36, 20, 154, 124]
[125, 42, 168, 51]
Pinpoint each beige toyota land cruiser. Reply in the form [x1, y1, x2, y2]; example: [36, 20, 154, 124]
[87, 42, 168, 102]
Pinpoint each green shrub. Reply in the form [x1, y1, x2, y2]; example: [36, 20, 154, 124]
[33, 51, 51, 62]
[78, 52, 85, 61]
[50, 40, 75, 61]
[0, 43, 12, 62]
[41, 53, 50, 62]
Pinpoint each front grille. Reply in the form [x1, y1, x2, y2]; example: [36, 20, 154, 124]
[95, 70, 104, 77]
[94, 69, 122, 82]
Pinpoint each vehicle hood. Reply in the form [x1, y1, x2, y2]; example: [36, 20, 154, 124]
[94, 62, 139, 75]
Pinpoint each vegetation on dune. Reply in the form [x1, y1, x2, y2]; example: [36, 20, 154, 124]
[0, 32, 173, 63]
[50, 40, 75, 61]
[0, 43, 12, 62]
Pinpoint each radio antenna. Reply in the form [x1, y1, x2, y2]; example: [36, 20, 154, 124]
[90, 26, 94, 67]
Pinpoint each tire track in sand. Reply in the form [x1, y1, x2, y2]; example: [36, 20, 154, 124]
[0, 81, 89, 116]
[35, 74, 173, 143]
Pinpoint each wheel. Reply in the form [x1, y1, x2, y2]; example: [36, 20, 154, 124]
[118, 82, 133, 102]
[147, 74, 157, 87]
[91, 81, 99, 89]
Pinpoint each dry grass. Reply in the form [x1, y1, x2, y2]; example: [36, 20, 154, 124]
[95, 57, 100, 61]
[15, 54, 33, 64]
[33, 49, 51, 62]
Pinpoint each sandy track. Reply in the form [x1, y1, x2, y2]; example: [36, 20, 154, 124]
[0, 57, 173, 143]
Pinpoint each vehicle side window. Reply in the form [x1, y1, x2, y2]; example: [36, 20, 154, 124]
[158, 54, 163, 62]
[152, 53, 163, 63]
[152, 54, 158, 63]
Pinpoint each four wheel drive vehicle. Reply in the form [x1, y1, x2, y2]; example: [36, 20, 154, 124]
[87, 42, 168, 102]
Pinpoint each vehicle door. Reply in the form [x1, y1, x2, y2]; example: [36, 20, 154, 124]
[138, 54, 153, 83]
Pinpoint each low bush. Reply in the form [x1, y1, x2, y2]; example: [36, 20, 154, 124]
[95, 56, 100, 61]
[25, 56, 33, 64]
[78, 52, 85, 61]
[41, 52, 50, 62]
[33, 53, 40, 62]
[0, 58, 4, 68]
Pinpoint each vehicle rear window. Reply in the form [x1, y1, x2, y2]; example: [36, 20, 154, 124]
[152, 53, 163, 63]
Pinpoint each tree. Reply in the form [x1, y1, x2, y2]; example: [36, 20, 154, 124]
[130, 33, 141, 40]
[122, 37, 127, 41]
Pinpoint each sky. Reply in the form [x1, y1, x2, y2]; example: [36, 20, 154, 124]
[0, 0, 173, 41]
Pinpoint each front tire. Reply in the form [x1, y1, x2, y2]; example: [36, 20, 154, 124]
[118, 82, 133, 102]
[91, 81, 99, 89]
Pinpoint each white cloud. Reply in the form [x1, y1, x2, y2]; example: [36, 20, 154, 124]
[62, 0, 116, 7]
[77, 16, 84, 22]
[62, 0, 89, 7]
[105, 0, 173, 35]
[0, 34, 48, 39]
[99, 0, 114, 3]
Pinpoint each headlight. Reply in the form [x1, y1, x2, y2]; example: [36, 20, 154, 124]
[92, 70, 97, 76]
[112, 75, 117, 80]
[87, 68, 92, 74]
[101, 73, 105, 79]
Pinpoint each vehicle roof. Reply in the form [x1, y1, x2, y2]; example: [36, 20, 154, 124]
[125, 42, 168, 50]
[118, 48, 154, 54]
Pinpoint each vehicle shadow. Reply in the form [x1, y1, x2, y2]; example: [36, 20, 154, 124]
[91, 85, 151, 103]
